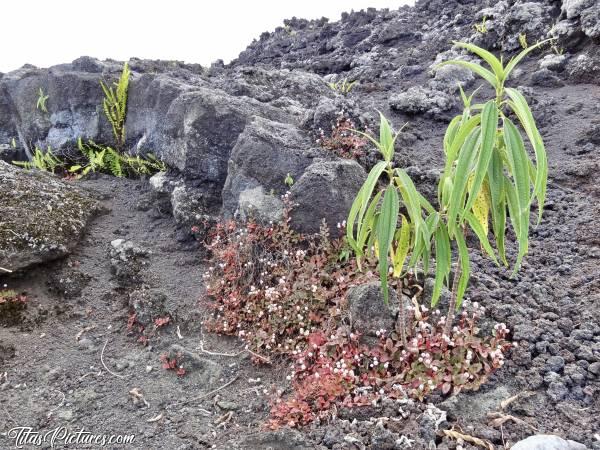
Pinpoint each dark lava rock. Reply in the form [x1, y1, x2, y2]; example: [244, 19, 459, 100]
[289, 159, 366, 235]
[545, 355, 566, 373]
[346, 281, 411, 342]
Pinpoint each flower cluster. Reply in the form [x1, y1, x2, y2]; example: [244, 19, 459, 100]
[270, 307, 510, 428]
[316, 115, 369, 160]
[202, 198, 374, 361]
[201, 205, 511, 428]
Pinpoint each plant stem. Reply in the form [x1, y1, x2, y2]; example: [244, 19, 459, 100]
[444, 261, 461, 337]
[396, 284, 408, 347]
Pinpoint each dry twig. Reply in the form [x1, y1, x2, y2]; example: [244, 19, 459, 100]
[146, 413, 163, 423]
[487, 412, 537, 431]
[180, 375, 239, 406]
[443, 428, 494, 450]
[76, 325, 96, 341]
[198, 330, 271, 364]
[100, 339, 126, 379]
[47, 390, 66, 418]
[500, 390, 533, 409]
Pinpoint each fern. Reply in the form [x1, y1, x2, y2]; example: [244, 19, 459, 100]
[105, 147, 124, 177]
[72, 139, 165, 178]
[100, 62, 130, 149]
[13, 146, 63, 173]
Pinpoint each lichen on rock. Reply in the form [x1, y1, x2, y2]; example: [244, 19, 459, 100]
[0, 161, 100, 271]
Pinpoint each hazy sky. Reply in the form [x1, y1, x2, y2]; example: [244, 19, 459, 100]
[2, 1, 415, 73]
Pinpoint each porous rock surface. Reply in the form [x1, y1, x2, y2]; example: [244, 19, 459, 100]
[0, 160, 99, 271]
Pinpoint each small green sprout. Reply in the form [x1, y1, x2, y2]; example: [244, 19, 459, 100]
[474, 16, 488, 34]
[36, 88, 49, 113]
[284, 173, 294, 187]
[328, 78, 357, 95]
[519, 33, 528, 49]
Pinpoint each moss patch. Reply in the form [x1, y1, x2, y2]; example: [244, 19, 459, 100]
[0, 161, 99, 271]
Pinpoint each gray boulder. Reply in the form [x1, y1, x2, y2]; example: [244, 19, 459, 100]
[439, 386, 512, 421]
[139, 86, 285, 210]
[170, 184, 210, 227]
[289, 159, 365, 234]
[567, 53, 600, 83]
[0, 161, 99, 272]
[429, 62, 475, 93]
[236, 186, 284, 224]
[562, 0, 594, 19]
[389, 86, 455, 118]
[511, 435, 587, 450]
[222, 117, 320, 221]
[346, 281, 412, 342]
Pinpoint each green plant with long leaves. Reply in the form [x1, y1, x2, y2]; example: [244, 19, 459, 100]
[347, 41, 550, 337]
[13, 146, 62, 173]
[101, 62, 130, 149]
[346, 114, 435, 345]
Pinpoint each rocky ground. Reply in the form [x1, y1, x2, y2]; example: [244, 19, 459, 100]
[1, 0, 600, 448]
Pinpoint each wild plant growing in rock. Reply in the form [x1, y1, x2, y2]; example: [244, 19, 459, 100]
[13, 146, 62, 173]
[347, 42, 549, 335]
[71, 139, 165, 178]
[269, 308, 510, 428]
[327, 78, 357, 95]
[317, 116, 369, 159]
[474, 16, 488, 34]
[101, 62, 130, 149]
[36, 87, 49, 113]
[346, 114, 434, 344]
[202, 198, 510, 428]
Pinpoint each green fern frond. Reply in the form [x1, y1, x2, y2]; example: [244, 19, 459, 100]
[100, 62, 130, 149]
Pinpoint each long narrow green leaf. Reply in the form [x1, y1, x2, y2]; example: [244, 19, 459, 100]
[352, 129, 384, 155]
[463, 100, 498, 216]
[438, 60, 497, 89]
[443, 115, 481, 177]
[346, 161, 387, 250]
[454, 231, 470, 308]
[487, 148, 507, 265]
[377, 185, 400, 305]
[465, 211, 499, 264]
[379, 114, 394, 162]
[453, 41, 504, 81]
[444, 116, 462, 154]
[503, 117, 531, 273]
[505, 88, 547, 223]
[394, 168, 425, 227]
[392, 215, 411, 277]
[447, 128, 481, 237]
[432, 219, 451, 306]
[356, 190, 383, 257]
[504, 39, 553, 81]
